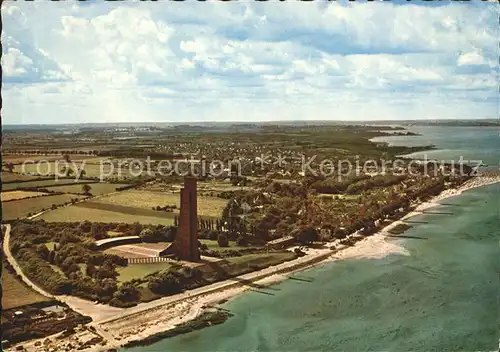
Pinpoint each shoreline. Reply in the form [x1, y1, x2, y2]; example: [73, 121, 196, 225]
[7, 175, 500, 352]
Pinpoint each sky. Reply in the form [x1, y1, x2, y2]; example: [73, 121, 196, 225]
[1, 0, 498, 124]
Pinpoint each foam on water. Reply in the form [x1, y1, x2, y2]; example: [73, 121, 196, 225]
[330, 233, 411, 261]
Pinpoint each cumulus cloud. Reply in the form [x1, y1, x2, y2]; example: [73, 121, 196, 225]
[1, 4, 70, 84]
[457, 52, 487, 66]
[1, 1, 498, 124]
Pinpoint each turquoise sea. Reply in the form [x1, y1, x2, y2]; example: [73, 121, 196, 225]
[126, 127, 499, 352]
[371, 126, 499, 169]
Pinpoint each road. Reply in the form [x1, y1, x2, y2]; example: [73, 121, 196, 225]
[98, 247, 334, 325]
[2, 224, 54, 298]
[2, 223, 123, 321]
[3, 221, 329, 325]
[3, 213, 336, 334]
[3, 220, 337, 325]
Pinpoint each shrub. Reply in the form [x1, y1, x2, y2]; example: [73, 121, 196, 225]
[217, 234, 229, 248]
[236, 235, 248, 247]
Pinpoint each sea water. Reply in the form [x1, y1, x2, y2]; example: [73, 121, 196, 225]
[126, 127, 499, 351]
[125, 184, 499, 351]
[370, 126, 500, 168]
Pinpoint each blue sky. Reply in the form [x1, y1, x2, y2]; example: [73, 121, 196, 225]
[1, 0, 498, 124]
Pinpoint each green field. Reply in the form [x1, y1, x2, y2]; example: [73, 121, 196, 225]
[2, 190, 49, 201]
[117, 262, 173, 283]
[2, 173, 44, 183]
[2, 194, 84, 220]
[39, 203, 174, 225]
[3, 154, 99, 164]
[77, 201, 178, 219]
[2, 261, 50, 310]
[48, 183, 128, 195]
[20, 160, 150, 180]
[95, 190, 227, 217]
[2, 179, 91, 191]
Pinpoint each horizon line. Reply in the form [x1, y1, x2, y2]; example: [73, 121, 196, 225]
[3, 117, 499, 127]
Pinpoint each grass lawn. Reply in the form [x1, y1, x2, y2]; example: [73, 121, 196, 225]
[39, 204, 175, 225]
[2, 261, 50, 310]
[130, 242, 172, 250]
[2, 194, 84, 220]
[47, 182, 128, 196]
[44, 241, 57, 251]
[200, 239, 253, 252]
[220, 252, 297, 277]
[49, 264, 67, 277]
[2, 190, 49, 201]
[226, 252, 296, 266]
[117, 262, 173, 283]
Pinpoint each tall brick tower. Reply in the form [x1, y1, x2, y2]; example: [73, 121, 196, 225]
[167, 176, 200, 261]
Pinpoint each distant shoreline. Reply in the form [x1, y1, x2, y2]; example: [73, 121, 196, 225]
[4, 119, 499, 129]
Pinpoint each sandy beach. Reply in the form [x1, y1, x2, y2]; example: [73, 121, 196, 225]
[7, 175, 500, 352]
[331, 174, 500, 261]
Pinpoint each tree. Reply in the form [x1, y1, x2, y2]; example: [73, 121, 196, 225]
[236, 234, 248, 247]
[208, 229, 218, 241]
[148, 271, 182, 295]
[98, 278, 118, 298]
[48, 250, 56, 264]
[113, 283, 140, 302]
[60, 256, 79, 273]
[294, 226, 318, 245]
[59, 232, 79, 246]
[91, 223, 106, 240]
[36, 244, 50, 261]
[96, 262, 118, 280]
[78, 220, 92, 233]
[82, 184, 92, 196]
[86, 263, 96, 278]
[139, 228, 155, 242]
[164, 226, 177, 242]
[53, 252, 61, 265]
[132, 222, 143, 236]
